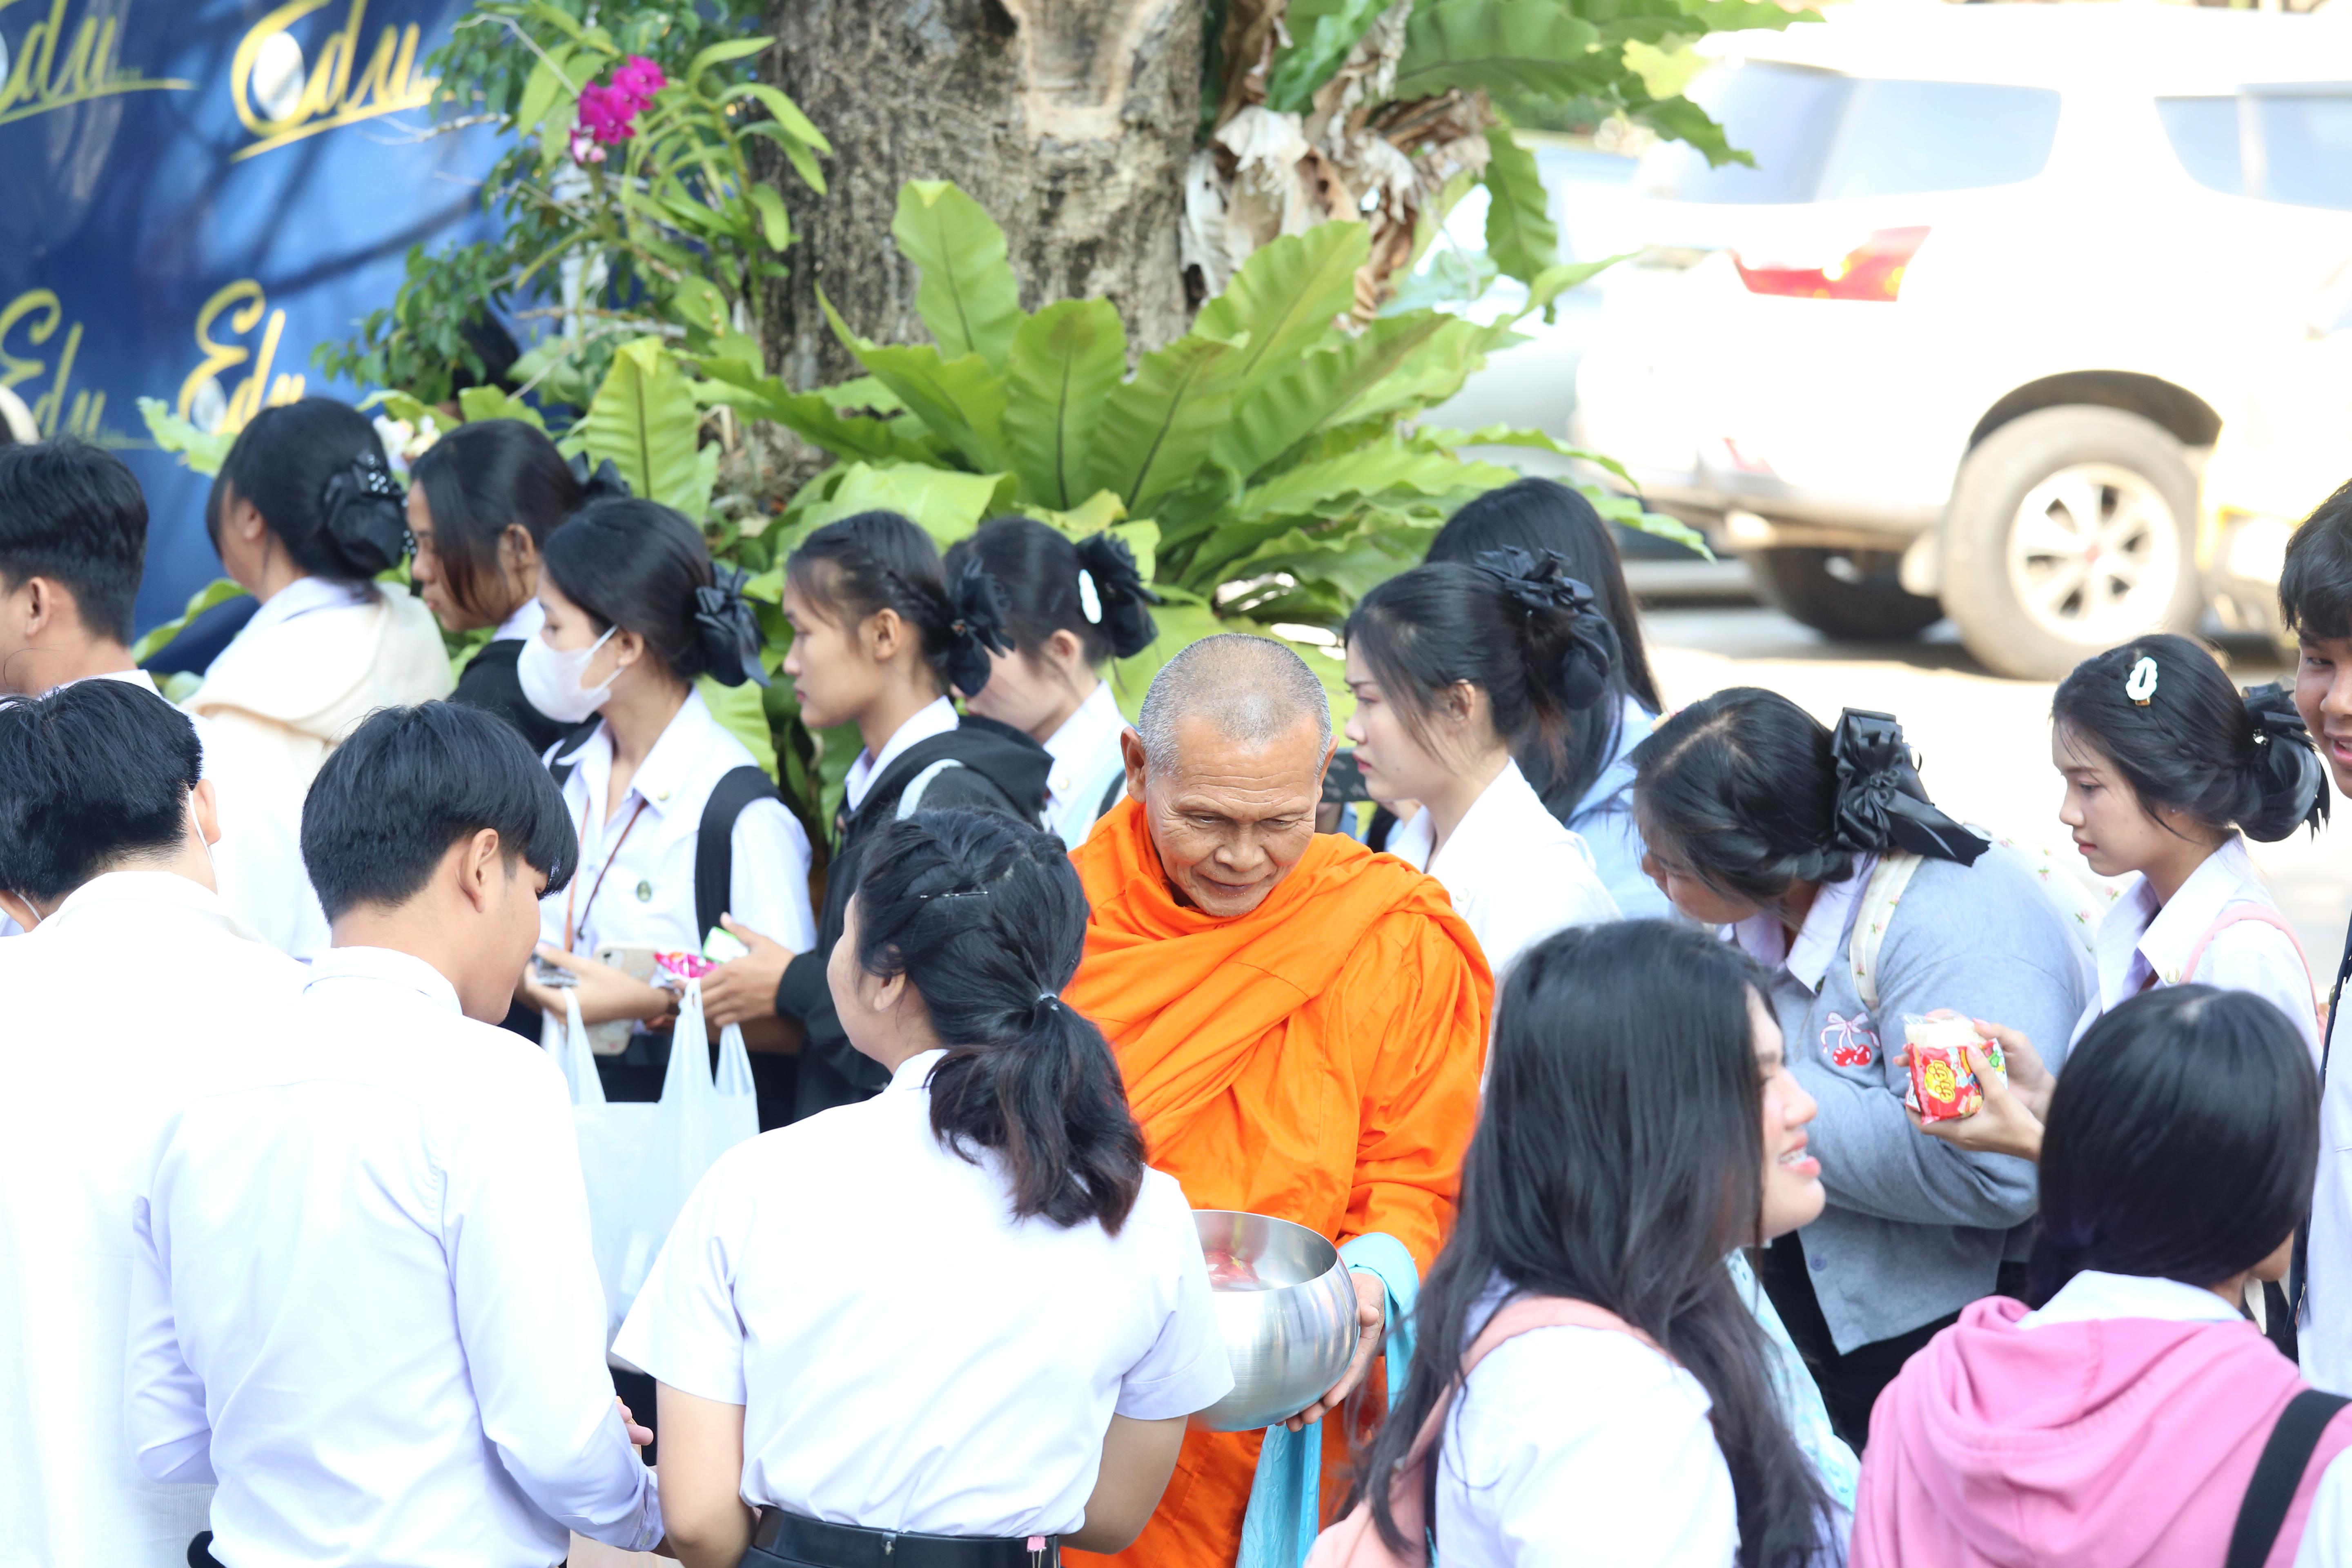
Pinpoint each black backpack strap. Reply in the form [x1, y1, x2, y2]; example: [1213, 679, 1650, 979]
[1097, 769, 1126, 820]
[695, 765, 780, 945]
[2225, 1388, 2351, 1568]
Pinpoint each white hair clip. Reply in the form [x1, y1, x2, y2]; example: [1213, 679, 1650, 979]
[2125, 655, 2159, 706]
[1077, 568, 1102, 626]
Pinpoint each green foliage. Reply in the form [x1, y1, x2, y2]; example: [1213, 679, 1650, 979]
[137, 398, 234, 477]
[314, 0, 826, 405]
[707, 182, 1681, 644]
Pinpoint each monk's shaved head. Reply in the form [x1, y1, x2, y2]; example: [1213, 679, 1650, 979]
[1136, 634, 1332, 770]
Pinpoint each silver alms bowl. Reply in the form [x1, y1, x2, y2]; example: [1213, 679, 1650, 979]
[1190, 1209, 1361, 1432]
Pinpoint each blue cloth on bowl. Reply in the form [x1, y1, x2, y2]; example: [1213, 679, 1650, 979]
[1234, 1232, 1421, 1568]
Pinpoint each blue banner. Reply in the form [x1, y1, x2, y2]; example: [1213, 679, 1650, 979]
[0, 0, 499, 630]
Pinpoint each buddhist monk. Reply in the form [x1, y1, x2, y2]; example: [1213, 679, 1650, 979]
[1062, 635, 1492, 1568]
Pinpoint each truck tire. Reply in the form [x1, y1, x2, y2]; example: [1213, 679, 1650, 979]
[1942, 405, 2200, 681]
[1747, 547, 1944, 640]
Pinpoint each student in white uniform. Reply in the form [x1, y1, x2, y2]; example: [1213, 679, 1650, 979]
[513, 497, 816, 1114]
[2283, 499, 2352, 1396]
[0, 438, 312, 949]
[1424, 479, 1670, 920]
[1342, 920, 1837, 1568]
[2048, 635, 2327, 1052]
[618, 808, 1232, 1568]
[408, 420, 622, 755]
[697, 511, 1049, 1123]
[1858, 987, 2352, 1568]
[0, 681, 305, 1568]
[1342, 548, 1619, 981]
[183, 400, 454, 953]
[946, 519, 1160, 847]
[127, 702, 662, 1568]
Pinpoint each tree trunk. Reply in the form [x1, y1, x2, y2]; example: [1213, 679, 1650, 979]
[759, 0, 1205, 390]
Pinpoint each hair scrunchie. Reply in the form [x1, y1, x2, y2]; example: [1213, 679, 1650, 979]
[318, 452, 410, 577]
[1473, 544, 1619, 711]
[1829, 708, 1990, 865]
[693, 567, 768, 688]
[1071, 532, 1161, 660]
[2241, 681, 2330, 840]
[944, 559, 1013, 698]
[568, 452, 634, 504]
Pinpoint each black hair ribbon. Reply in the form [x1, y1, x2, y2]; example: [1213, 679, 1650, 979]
[945, 559, 1013, 699]
[1473, 544, 1619, 710]
[318, 452, 410, 577]
[1829, 709, 1989, 865]
[568, 452, 634, 503]
[693, 567, 768, 688]
[2244, 682, 2330, 832]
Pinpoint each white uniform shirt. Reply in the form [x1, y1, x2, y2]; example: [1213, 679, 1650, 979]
[541, 688, 816, 957]
[126, 945, 662, 1567]
[843, 695, 960, 814]
[2031, 1272, 2350, 1567]
[613, 1047, 1234, 1537]
[495, 596, 547, 645]
[1388, 760, 1621, 982]
[2075, 835, 2319, 1056]
[1041, 682, 1129, 848]
[2306, 993, 2352, 1394]
[0, 873, 303, 1568]
[1435, 1283, 1737, 1568]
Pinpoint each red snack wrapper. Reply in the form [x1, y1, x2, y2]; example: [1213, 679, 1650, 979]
[1909, 1042, 1982, 1124]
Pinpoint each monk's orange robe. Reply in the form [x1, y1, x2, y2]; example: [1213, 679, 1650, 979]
[1062, 798, 1492, 1568]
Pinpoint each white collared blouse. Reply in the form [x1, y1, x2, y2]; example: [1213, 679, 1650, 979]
[843, 696, 960, 815]
[1386, 760, 1620, 982]
[614, 1045, 1233, 1538]
[2077, 835, 2318, 1057]
[126, 944, 662, 1567]
[540, 688, 816, 958]
[1041, 681, 1129, 849]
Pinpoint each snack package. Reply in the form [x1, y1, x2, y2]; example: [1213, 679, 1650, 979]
[655, 949, 718, 985]
[1902, 1014, 2000, 1123]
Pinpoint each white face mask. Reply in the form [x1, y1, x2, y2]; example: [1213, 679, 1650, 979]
[518, 625, 618, 724]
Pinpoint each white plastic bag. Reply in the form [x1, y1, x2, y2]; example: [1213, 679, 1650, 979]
[547, 982, 759, 1341]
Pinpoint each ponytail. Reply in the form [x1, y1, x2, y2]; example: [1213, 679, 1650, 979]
[2051, 634, 2330, 844]
[849, 809, 1146, 1233]
[541, 497, 765, 686]
[790, 511, 1014, 698]
[944, 517, 1160, 670]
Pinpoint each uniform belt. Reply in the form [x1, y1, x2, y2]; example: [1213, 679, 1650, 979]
[749, 1508, 1058, 1568]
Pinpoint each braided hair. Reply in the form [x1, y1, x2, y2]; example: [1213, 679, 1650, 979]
[849, 809, 1146, 1232]
[787, 511, 1011, 697]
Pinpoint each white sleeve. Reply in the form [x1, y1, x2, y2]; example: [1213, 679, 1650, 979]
[443, 1055, 662, 1551]
[727, 797, 817, 951]
[125, 1193, 214, 1484]
[2295, 1446, 2352, 1568]
[612, 1143, 755, 1405]
[2195, 922, 2323, 1063]
[1112, 1179, 1236, 1420]
[1443, 1330, 1738, 1568]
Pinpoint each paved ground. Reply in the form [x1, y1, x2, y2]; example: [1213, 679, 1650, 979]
[1640, 595, 2352, 963]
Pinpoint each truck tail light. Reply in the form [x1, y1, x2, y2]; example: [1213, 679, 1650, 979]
[1733, 226, 1931, 303]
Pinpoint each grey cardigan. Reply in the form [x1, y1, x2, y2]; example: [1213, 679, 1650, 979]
[1759, 848, 2093, 1354]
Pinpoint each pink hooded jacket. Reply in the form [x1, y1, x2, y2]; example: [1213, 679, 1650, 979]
[1855, 1296, 2352, 1568]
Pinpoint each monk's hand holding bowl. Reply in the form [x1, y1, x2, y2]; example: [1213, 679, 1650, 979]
[1282, 1271, 1387, 1432]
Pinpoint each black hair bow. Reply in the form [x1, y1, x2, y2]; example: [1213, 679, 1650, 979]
[568, 452, 633, 503]
[945, 559, 1013, 699]
[2243, 682, 2331, 836]
[1072, 532, 1162, 659]
[318, 452, 409, 577]
[1474, 545, 1619, 711]
[693, 568, 768, 688]
[1829, 709, 1989, 866]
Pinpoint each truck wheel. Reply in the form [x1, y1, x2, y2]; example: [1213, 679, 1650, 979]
[1747, 547, 1944, 640]
[1943, 406, 2201, 680]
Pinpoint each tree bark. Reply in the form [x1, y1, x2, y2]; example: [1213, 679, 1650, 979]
[759, 0, 1205, 390]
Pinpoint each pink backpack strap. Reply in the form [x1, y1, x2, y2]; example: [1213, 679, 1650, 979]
[1307, 1297, 1670, 1568]
[2184, 904, 2316, 1015]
